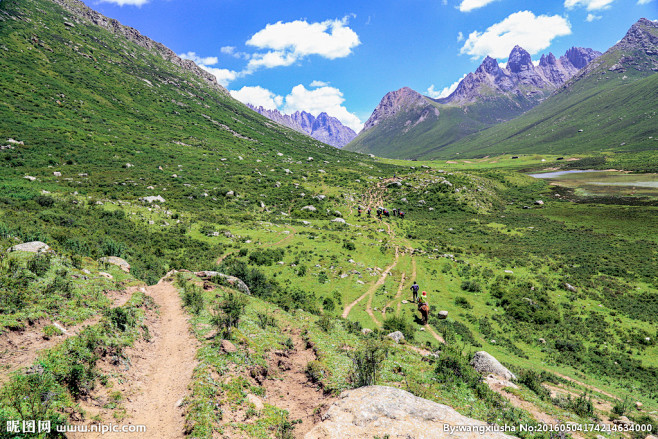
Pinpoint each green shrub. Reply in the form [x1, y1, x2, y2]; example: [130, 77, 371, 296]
[316, 315, 333, 332]
[27, 252, 51, 276]
[517, 370, 550, 400]
[382, 315, 415, 342]
[182, 283, 204, 315]
[305, 360, 329, 384]
[349, 339, 388, 387]
[460, 279, 481, 293]
[612, 396, 632, 416]
[43, 324, 64, 340]
[255, 310, 277, 329]
[210, 292, 247, 339]
[454, 296, 473, 309]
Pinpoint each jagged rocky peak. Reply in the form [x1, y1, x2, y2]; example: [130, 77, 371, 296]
[476, 56, 502, 75]
[539, 52, 557, 66]
[563, 47, 602, 69]
[506, 45, 534, 73]
[247, 105, 356, 148]
[362, 87, 435, 132]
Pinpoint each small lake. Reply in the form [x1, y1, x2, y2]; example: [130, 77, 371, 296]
[527, 170, 658, 198]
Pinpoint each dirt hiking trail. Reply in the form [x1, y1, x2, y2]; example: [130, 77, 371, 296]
[71, 277, 198, 439]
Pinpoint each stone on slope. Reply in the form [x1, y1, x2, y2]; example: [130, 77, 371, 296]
[470, 351, 516, 381]
[387, 331, 405, 343]
[99, 256, 131, 272]
[8, 241, 50, 253]
[305, 385, 513, 439]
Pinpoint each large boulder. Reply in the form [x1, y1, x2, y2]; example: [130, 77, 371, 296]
[194, 271, 250, 295]
[8, 241, 49, 253]
[305, 386, 513, 438]
[470, 351, 516, 381]
[387, 331, 405, 343]
[99, 256, 131, 272]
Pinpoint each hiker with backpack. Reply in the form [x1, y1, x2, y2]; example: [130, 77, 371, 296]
[410, 281, 419, 302]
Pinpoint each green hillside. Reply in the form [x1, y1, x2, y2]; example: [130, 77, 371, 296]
[432, 70, 658, 159]
[345, 91, 542, 160]
[1, 0, 658, 437]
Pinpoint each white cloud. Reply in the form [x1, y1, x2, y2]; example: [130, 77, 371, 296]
[564, 0, 614, 10]
[283, 85, 363, 132]
[244, 17, 360, 73]
[199, 66, 240, 87]
[442, 0, 448, 5]
[230, 86, 283, 110]
[220, 46, 236, 55]
[637, 0, 653, 4]
[179, 51, 219, 66]
[310, 80, 329, 87]
[460, 11, 571, 59]
[586, 13, 602, 21]
[458, 0, 498, 12]
[98, 0, 148, 5]
[426, 74, 468, 99]
[245, 50, 298, 72]
[457, 32, 464, 42]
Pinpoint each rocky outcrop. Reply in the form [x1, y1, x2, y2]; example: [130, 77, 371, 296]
[305, 385, 514, 438]
[99, 256, 131, 272]
[470, 351, 516, 380]
[248, 105, 357, 148]
[445, 45, 601, 105]
[8, 241, 50, 253]
[194, 271, 250, 295]
[362, 87, 439, 133]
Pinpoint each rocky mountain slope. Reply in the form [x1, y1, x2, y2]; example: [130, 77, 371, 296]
[345, 45, 602, 159]
[437, 17, 658, 158]
[248, 105, 357, 148]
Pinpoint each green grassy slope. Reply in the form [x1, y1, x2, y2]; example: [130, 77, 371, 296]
[345, 92, 542, 160]
[1, 0, 657, 435]
[432, 72, 658, 159]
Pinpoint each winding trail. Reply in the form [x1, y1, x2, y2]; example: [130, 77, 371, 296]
[342, 247, 399, 321]
[73, 276, 199, 439]
[382, 272, 406, 318]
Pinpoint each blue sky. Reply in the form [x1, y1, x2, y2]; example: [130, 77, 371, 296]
[87, 0, 656, 132]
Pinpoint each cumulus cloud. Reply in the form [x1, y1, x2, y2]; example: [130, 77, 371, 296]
[460, 11, 571, 59]
[564, 0, 614, 10]
[586, 13, 602, 21]
[457, 32, 464, 42]
[637, 0, 653, 4]
[98, 0, 149, 5]
[458, 0, 499, 12]
[243, 17, 360, 73]
[426, 74, 468, 99]
[230, 86, 283, 110]
[199, 66, 240, 87]
[310, 80, 329, 87]
[179, 51, 219, 66]
[283, 85, 363, 132]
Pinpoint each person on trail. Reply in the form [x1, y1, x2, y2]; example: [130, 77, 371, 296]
[399, 211, 405, 219]
[418, 291, 429, 325]
[410, 281, 419, 302]
[392, 208, 398, 217]
[358, 207, 362, 216]
[367, 207, 371, 216]
[384, 209, 389, 218]
[377, 208, 382, 219]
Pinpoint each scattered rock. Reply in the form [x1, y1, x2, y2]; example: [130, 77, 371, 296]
[140, 195, 166, 203]
[635, 401, 643, 410]
[193, 271, 251, 295]
[612, 416, 633, 428]
[225, 190, 235, 197]
[564, 283, 577, 292]
[361, 328, 372, 336]
[331, 218, 346, 224]
[99, 256, 131, 273]
[401, 300, 408, 304]
[437, 311, 448, 319]
[305, 386, 514, 439]
[246, 394, 264, 411]
[53, 171, 62, 177]
[534, 200, 544, 206]
[470, 351, 516, 380]
[98, 272, 113, 279]
[8, 241, 50, 253]
[538, 338, 546, 344]
[221, 339, 237, 353]
[23, 175, 36, 181]
[301, 205, 317, 212]
[387, 331, 405, 343]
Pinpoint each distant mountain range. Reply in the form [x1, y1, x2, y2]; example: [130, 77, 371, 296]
[248, 105, 357, 148]
[346, 18, 658, 159]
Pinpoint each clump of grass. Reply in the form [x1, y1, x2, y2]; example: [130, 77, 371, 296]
[348, 338, 388, 388]
[210, 292, 247, 339]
